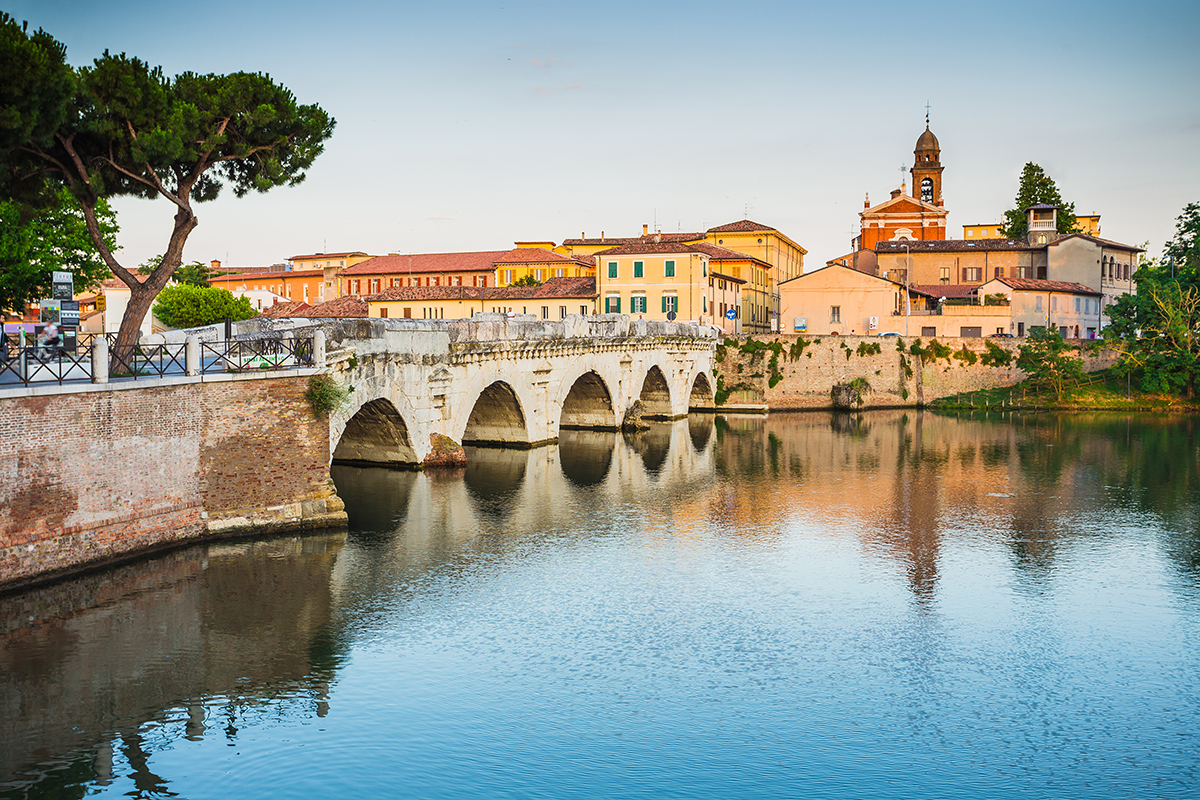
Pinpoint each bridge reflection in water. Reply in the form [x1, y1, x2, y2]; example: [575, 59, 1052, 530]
[2, 412, 1199, 798]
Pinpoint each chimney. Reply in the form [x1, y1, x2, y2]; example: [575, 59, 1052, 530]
[864, 193, 870, 209]
[654, 232, 661, 243]
[642, 224, 649, 236]
[601, 231, 605, 241]
[581, 231, 585, 239]
[890, 188, 902, 199]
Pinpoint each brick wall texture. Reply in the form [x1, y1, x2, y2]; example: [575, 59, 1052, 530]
[0, 376, 346, 588]
[716, 335, 1118, 410]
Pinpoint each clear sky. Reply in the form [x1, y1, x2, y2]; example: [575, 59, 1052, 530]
[7, 0, 1199, 268]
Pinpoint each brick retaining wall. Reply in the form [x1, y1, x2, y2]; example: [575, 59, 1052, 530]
[0, 375, 346, 589]
[715, 335, 1117, 410]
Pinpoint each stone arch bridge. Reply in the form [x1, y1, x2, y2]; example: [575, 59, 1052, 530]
[318, 314, 717, 467]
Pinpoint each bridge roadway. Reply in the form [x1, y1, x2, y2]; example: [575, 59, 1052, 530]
[316, 314, 717, 467]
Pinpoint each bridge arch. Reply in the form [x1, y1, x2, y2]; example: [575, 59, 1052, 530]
[638, 365, 673, 419]
[559, 370, 618, 430]
[688, 371, 714, 409]
[462, 380, 530, 446]
[332, 397, 419, 466]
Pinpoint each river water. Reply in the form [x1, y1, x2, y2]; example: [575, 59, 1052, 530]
[2, 411, 1198, 799]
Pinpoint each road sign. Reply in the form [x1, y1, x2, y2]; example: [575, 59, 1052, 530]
[725, 308, 737, 320]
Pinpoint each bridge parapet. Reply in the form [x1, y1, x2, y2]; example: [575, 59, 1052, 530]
[326, 314, 717, 468]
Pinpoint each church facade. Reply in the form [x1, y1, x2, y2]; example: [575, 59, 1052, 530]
[852, 124, 949, 252]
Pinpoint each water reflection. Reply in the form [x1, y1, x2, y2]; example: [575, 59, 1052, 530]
[0, 532, 346, 798]
[557, 429, 615, 487]
[2, 412, 1198, 798]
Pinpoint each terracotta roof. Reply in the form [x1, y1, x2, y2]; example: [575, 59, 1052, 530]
[912, 284, 980, 299]
[1050, 233, 1143, 252]
[687, 242, 769, 265]
[296, 296, 368, 318]
[369, 286, 483, 303]
[340, 251, 509, 276]
[560, 232, 704, 246]
[367, 277, 597, 304]
[707, 219, 777, 234]
[256, 301, 311, 318]
[876, 238, 1034, 253]
[493, 247, 576, 264]
[289, 251, 369, 260]
[593, 242, 711, 257]
[988, 277, 1102, 295]
[211, 269, 323, 282]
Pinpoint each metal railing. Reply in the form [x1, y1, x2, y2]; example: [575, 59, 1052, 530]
[1, 332, 317, 388]
[198, 337, 315, 374]
[109, 342, 189, 380]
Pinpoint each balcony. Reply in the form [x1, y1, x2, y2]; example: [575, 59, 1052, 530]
[1029, 220, 1055, 231]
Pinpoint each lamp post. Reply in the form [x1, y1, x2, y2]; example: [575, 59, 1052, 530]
[902, 243, 911, 336]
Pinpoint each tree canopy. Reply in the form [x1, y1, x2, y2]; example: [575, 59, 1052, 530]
[138, 254, 214, 287]
[0, 12, 334, 346]
[0, 186, 117, 313]
[1105, 202, 1200, 398]
[1000, 163, 1078, 239]
[152, 283, 255, 329]
[1016, 327, 1085, 400]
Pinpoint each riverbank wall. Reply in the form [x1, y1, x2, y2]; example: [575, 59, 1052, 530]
[0, 373, 346, 591]
[714, 334, 1117, 410]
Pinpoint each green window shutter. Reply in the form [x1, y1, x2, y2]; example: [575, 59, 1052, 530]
[615, 296, 621, 313]
[634, 261, 643, 278]
[662, 295, 667, 313]
[665, 260, 675, 277]
[608, 261, 618, 279]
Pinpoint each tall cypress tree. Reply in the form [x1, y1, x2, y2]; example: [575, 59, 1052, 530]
[1000, 163, 1079, 239]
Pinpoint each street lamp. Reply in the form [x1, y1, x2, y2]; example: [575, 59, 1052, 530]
[902, 243, 911, 336]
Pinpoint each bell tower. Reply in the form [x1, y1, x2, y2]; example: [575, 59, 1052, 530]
[911, 112, 943, 207]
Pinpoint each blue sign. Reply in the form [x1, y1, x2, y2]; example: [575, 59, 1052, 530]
[725, 308, 737, 320]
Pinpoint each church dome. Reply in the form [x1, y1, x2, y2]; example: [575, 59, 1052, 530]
[915, 126, 939, 152]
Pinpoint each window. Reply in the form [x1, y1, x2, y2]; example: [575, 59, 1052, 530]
[830, 305, 841, 323]
[665, 260, 675, 277]
[940, 267, 950, 283]
[535, 269, 544, 281]
[503, 270, 513, 285]
[380, 307, 388, 318]
[1035, 296, 1043, 311]
[962, 267, 981, 282]
[633, 261, 644, 278]
[662, 294, 678, 313]
[608, 261, 618, 279]
[541, 306, 549, 319]
[560, 306, 567, 319]
[702, 260, 708, 277]
[1051, 296, 1058, 311]
[994, 267, 1003, 279]
[580, 306, 587, 315]
[605, 295, 621, 313]
[1018, 322, 1025, 336]
[1075, 297, 1081, 312]
[702, 295, 707, 313]
[403, 307, 412, 318]
[555, 268, 564, 278]
[631, 295, 646, 313]
[303, 284, 309, 301]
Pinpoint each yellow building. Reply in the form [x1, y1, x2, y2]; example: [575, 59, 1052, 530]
[593, 241, 722, 327]
[493, 247, 594, 286]
[366, 277, 597, 321]
[704, 219, 807, 330]
[690, 243, 768, 333]
[962, 223, 1004, 238]
[211, 269, 327, 304]
[779, 265, 929, 336]
[1075, 214, 1101, 236]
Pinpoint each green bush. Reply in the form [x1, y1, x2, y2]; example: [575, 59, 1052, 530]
[152, 283, 255, 329]
[305, 374, 351, 417]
